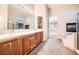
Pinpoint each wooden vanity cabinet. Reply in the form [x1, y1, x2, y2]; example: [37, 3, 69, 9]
[11, 39, 21, 55]
[38, 32, 43, 44]
[21, 35, 30, 55]
[0, 38, 21, 55]
[37, 32, 40, 44]
[23, 37, 30, 54]
[28, 33, 38, 50]
[5, 38, 21, 55]
[0, 31, 43, 55]
[40, 32, 43, 42]
[21, 33, 40, 55]
[0, 41, 12, 55]
[0, 43, 4, 55]
[4, 42, 12, 55]
[35, 33, 39, 44]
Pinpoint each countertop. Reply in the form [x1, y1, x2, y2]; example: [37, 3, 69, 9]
[0, 29, 43, 43]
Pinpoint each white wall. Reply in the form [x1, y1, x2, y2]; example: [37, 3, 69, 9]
[0, 5, 8, 30]
[0, 16, 3, 30]
[48, 4, 79, 51]
[49, 4, 79, 39]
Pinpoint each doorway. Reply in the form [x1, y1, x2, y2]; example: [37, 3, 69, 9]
[48, 16, 58, 38]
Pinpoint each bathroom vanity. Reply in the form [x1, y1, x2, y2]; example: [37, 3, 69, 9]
[0, 30, 43, 55]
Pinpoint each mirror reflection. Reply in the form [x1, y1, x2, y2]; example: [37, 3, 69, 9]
[7, 4, 35, 29]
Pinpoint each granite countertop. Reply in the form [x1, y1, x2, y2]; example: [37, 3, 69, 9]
[0, 29, 43, 43]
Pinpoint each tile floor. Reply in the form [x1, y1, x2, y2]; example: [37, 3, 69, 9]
[29, 35, 77, 55]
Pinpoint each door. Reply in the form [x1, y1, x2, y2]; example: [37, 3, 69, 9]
[11, 39, 20, 55]
[4, 42, 11, 55]
[23, 36, 30, 54]
[21, 36, 30, 55]
[29, 34, 37, 50]
[49, 16, 58, 37]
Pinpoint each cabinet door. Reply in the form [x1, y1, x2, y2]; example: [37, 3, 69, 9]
[4, 42, 11, 55]
[38, 32, 43, 43]
[23, 36, 30, 54]
[38, 32, 41, 43]
[35, 33, 39, 44]
[29, 34, 37, 50]
[21, 36, 30, 55]
[40, 32, 43, 42]
[11, 39, 20, 55]
[0, 43, 4, 55]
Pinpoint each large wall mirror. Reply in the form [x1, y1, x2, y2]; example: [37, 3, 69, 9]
[7, 4, 35, 30]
